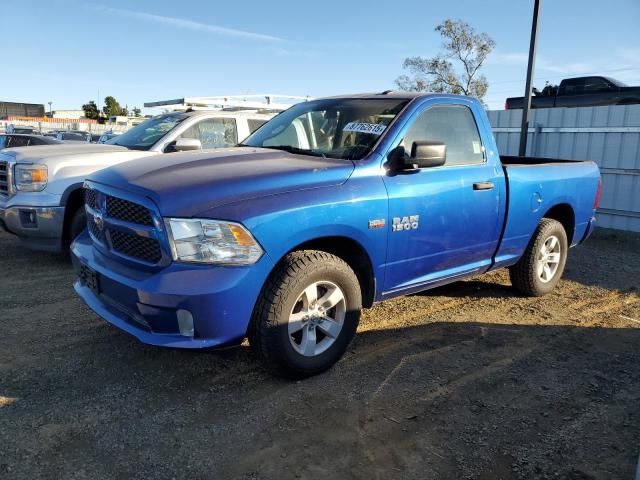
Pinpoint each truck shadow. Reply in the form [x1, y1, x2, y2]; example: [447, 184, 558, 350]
[1, 229, 640, 478]
[1, 320, 639, 480]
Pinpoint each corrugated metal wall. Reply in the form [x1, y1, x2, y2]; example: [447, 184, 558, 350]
[487, 105, 640, 232]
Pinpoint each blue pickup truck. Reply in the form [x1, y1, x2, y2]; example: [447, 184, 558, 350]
[71, 92, 601, 377]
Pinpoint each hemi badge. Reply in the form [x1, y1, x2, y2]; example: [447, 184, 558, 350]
[368, 219, 386, 229]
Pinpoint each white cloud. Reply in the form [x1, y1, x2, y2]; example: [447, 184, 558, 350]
[85, 4, 284, 43]
[489, 49, 640, 78]
[487, 52, 529, 66]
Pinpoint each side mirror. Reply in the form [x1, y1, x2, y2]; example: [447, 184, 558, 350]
[408, 141, 446, 168]
[173, 138, 202, 152]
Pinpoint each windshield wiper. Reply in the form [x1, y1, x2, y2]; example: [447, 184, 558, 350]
[260, 145, 326, 158]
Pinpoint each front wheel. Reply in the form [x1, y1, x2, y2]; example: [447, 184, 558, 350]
[250, 250, 362, 378]
[509, 218, 568, 296]
[65, 206, 87, 250]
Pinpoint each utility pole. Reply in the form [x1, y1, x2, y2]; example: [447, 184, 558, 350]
[519, 0, 541, 157]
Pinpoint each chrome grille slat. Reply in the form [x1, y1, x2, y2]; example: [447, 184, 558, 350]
[0, 161, 8, 196]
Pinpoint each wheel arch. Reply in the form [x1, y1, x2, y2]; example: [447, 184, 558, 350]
[542, 203, 575, 245]
[282, 236, 376, 308]
[61, 185, 85, 245]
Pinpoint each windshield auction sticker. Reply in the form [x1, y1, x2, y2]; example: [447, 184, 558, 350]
[343, 122, 387, 135]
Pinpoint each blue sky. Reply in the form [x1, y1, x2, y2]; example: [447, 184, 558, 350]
[3, 0, 639, 112]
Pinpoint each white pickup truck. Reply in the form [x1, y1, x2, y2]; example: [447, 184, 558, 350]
[0, 108, 279, 252]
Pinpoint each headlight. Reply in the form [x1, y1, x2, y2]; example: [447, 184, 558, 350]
[165, 218, 263, 265]
[15, 164, 48, 192]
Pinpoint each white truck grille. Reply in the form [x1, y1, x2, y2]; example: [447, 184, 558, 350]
[0, 161, 8, 196]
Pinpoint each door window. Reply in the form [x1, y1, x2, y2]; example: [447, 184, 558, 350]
[401, 105, 484, 166]
[9, 135, 30, 147]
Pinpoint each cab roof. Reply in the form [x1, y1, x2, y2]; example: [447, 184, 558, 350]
[318, 91, 473, 102]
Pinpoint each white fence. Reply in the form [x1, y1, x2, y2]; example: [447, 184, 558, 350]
[488, 105, 640, 233]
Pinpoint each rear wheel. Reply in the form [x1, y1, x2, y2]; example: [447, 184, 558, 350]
[509, 218, 568, 296]
[250, 250, 362, 378]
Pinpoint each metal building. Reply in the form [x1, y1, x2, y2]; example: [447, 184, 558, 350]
[0, 101, 45, 118]
[488, 105, 640, 233]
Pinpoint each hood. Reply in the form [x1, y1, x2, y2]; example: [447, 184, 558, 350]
[3, 143, 130, 162]
[90, 147, 355, 217]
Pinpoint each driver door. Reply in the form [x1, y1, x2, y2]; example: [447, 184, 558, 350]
[381, 100, 503, 295]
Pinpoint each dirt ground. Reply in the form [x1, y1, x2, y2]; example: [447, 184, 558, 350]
[0, 229, 639, 480]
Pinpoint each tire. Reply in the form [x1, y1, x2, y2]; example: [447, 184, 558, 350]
[67, 206, 87, 246]
[250, 250, 362, 378]
[509, 218, 568, 297]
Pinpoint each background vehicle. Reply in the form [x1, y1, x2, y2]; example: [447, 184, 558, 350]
[0, 95, 306, 252]
[0, 134, 62, 149]
[71, 92, 602, 378]
[97, 132, 120, 144]
[5, 125, 39, 135]
[505, 76, 640, 109]
[53, 131, 91, 142]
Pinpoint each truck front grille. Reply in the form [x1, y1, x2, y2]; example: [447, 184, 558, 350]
[110, 230, 162, 263]
[106, 196, 154, 226]
[85, 188, 98, 210]
[84, 186, 164, 265]
[0, 161, 8, 196]
[87, 212, 104, 243]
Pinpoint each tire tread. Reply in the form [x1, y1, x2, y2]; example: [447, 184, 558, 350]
[509, 218, 567, 297]
[250, 250, 361, 378]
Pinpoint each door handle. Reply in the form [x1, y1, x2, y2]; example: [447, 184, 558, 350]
[473, 182, 494, 191]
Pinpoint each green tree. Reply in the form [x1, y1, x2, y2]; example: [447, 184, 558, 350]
[132, 106, 142, 117]
[81, 100, 100, 120]
[395, 19, 495, 103]
[102, 96, 128, 117]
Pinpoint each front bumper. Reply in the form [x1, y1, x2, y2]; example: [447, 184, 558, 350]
[71, 230, 275, 348]
[0, 200, 65, 251]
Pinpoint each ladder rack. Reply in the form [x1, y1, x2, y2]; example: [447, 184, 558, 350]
[144, 95, 311, 112]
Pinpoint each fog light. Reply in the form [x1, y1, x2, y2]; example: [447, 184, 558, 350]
[176, 309, 194, 337]
[19, 209, 38, 228]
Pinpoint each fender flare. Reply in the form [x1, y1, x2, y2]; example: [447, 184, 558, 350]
[60, 182, 84, 206]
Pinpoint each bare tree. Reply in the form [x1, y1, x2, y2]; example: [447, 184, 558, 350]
[395, 19, 495, 103]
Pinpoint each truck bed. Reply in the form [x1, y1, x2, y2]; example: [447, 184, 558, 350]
[492, 156, 600, 270]
[500, 155, 589, 166]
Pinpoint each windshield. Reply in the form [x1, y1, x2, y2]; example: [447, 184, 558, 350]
[604, 77, 628, 87]
[108, 113, 188, 150]
[243, 98, 410, 160]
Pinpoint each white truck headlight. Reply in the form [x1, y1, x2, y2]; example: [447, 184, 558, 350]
[165, 218, 263, 265]
[15, 164, 48, 192]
